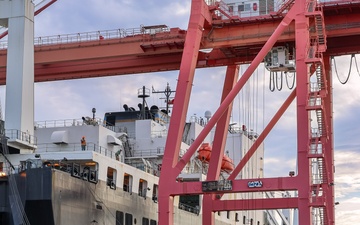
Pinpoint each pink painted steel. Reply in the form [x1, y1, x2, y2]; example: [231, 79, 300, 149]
[158, 0, 211, 224]
[294, 6, 312, 224]
[212, 198, 299, 211]
[203, 65, 239, 225]
[0, 0, 57, 40]
[157, 176, 299, 196]
[34, 0, 58, 16]
[175, 7, 298, 173]
[158, 0, 335, 224]
[228, 89, 296, 181]
[208, 65, 239, 179]
[323, 55, 335, 224]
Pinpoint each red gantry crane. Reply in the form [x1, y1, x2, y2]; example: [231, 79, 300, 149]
[1, 0, 360, 224]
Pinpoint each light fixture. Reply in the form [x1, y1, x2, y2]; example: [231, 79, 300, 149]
[199, 48, 213, 53]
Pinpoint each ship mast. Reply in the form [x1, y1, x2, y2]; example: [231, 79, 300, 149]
[152, 83, 175, 115]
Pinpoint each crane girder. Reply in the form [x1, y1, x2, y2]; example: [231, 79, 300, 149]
[1, 3, 360, 84]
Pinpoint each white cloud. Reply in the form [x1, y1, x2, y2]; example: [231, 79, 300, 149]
[334, 150, 360, 199]
[336, 197, 360, 225]
[264, 156, 297, 177]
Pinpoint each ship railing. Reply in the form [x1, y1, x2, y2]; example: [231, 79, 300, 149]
[36, 142, 118, 160]
[130, 147, 165, 158]
[124, 161, 160, 177]
[35, 118, 105, 128]
[5, 129, 37, 145]
[189, 115, 207, 127]
[112, 126, 167, 139]
[88, 143, 118, 159]
[150, 131, 168, 138]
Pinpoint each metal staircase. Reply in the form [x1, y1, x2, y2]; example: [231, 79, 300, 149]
[305, 1, 331, 224]
[214, 1, 233, 19]
[276, 0, 295, 15]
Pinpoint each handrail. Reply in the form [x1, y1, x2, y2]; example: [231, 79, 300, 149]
[35, 118, 104, 128]
[5, 129, 37, 145]
[0, 24, 171, 49]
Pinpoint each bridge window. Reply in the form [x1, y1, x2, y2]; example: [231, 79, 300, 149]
[138, 179, 148, 198]
[152, 184, 158, 203]
[238, 4, 244, 12]
[123, 173, 133, 193]
[229, 5, 234, 12]
[116, 211, 124, 225]
[142, 217, 149, 225]
[125, 213, 133, 225]
[107, 167, 116, 189]
[150, 219, 157, 225]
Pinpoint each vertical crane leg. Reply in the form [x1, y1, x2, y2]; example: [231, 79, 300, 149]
[158, 1, 211, 224]
[295, 8, 312, 225]
[323, 55, 335, 224]
[202, 65, 239, 225]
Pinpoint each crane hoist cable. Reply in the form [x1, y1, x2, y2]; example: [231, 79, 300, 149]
[276, 72, 283, 91]
[333, 54, 358, 84]
[269, 71, 296, 91]
[285, 72, 296, 90]
[352, 54, 360, 77]
[269, 72, 275, 92]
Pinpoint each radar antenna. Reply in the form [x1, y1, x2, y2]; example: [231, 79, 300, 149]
[152, 83, 176, 115]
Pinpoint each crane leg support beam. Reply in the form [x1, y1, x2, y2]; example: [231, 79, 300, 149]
[158, 0, 211, 225]
[323, 54, 335, 224]
[175, 6, 297, 174]
[228, 89, 296, 181]
[203, 64, 239, 225]
[295, 4, 312, 224]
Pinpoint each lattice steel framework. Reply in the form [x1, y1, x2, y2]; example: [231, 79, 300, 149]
[158, 0, 335, 224]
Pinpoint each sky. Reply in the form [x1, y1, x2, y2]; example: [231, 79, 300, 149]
[1, 0, 360, 224]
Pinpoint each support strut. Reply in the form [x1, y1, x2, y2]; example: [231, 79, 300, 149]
[158, 0, 334, 224]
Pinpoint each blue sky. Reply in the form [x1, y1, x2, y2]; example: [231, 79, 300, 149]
[2, 0, 360, 224]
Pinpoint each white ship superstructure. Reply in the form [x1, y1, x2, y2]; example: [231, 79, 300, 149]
[0, 98, 268, 224]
